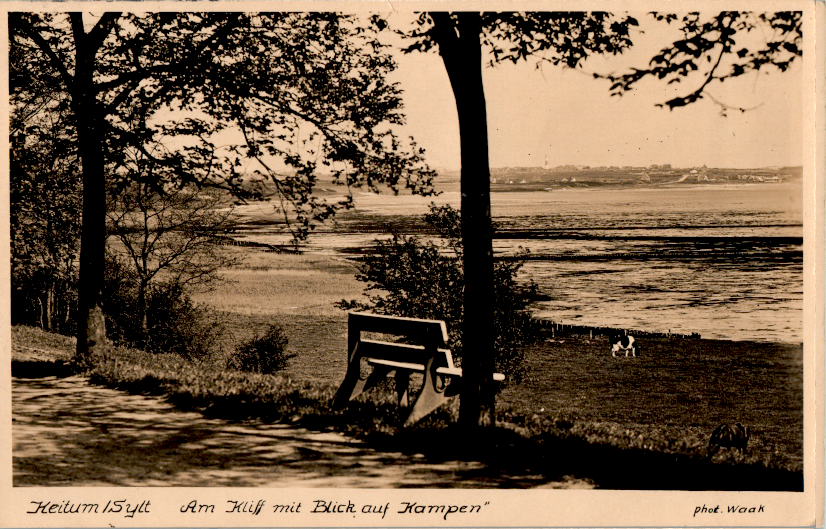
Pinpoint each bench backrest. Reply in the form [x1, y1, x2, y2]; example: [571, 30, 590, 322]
[348, 312, 451, 365]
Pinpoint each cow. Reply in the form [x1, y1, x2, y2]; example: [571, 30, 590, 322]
[610, 334, 637, 357]
[708, 423, 751, 457]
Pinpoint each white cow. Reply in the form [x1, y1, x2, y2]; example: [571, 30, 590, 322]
[610, 335, 636, 357]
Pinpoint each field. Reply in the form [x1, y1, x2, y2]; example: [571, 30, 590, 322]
[193, 245, 803, 471]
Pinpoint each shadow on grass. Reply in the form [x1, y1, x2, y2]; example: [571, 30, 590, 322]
[71, 359, 802, 490]
[398, 428, 802, 491]
[12, 359, 76, 379]
[184, 392, 803, 491]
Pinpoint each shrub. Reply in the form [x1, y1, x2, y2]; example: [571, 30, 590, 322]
[143, 282, 224, 361]
[228, 324, 294, 374]
[103, 255, 223, 360]
[338, 204, 539, 382]
[102, 255, 141, 345]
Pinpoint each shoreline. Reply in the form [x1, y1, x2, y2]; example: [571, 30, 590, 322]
[191, 245, 803, 350]
[491, 181, 801, 194]
[529, 315, 804, 345]
[214, 309, 804, 348]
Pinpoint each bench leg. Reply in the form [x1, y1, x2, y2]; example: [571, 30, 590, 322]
[333, 343, 362, 408]
[333, 357, 392, 408]
[403, 361, 451, 427]
[332, 361, 362, 408]
[395, 371, 411, 408]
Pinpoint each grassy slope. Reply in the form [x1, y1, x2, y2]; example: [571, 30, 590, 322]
[192, 247, 803, 471]
[11, 324, 802, 490]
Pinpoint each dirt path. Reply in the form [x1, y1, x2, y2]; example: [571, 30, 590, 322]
[13, 375, 593, 488]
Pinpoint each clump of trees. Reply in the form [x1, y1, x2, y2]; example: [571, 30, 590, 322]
[339, 204, 539, 382]
[11, 12, 436, 366]
[107, 178, 239, 338]
[10, 58, 81, 334]
[102, 255, 225, 360]
[11, 88, 238, 359]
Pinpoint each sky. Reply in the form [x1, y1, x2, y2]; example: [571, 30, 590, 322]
[384, 13, 804, 170]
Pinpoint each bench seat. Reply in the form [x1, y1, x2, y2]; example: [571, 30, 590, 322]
[366, 358, 505, 381]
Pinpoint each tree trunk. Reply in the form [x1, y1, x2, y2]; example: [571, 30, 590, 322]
[72, 16, 108, 366]
[432, 12, 497, 429]
[46, 286, 54, 331]
[137, 279, 149, 339]
[36, 296, 45, 330]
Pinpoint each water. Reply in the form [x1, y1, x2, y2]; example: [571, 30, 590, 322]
[487, 185, 803, 342]
[236, 183, 803, 343]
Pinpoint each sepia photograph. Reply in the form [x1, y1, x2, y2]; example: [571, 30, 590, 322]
[2, 1, 822, 527]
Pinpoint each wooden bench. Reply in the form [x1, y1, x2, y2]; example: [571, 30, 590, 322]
[333, 312, 505, 426]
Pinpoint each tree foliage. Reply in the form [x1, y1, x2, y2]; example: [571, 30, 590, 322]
[10, 12, 436, 361]
[598, 11, 802, 111]
[11, 12, 436, 238]
[10, 55, 80, 333]
[402, 12, 638, 67]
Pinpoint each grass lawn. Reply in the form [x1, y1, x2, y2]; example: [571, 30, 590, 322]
[11, 322, 803, 489]
[191, 248, 365, 318]
[499, 336, 802, 470]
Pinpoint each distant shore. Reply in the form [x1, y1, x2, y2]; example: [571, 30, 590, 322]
[491, 180, 801, 194]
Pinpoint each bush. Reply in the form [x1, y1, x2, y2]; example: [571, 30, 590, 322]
[228, 324, 294, 374]
[338, 204, 539, 382]
[143, 282, 224, 361]
[103, 255, 223, 360]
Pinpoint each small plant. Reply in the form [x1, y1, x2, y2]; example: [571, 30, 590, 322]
[228, 324, 294, 374]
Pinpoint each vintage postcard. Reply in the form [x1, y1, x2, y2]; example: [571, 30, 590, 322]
[1, 0, 823, 527]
